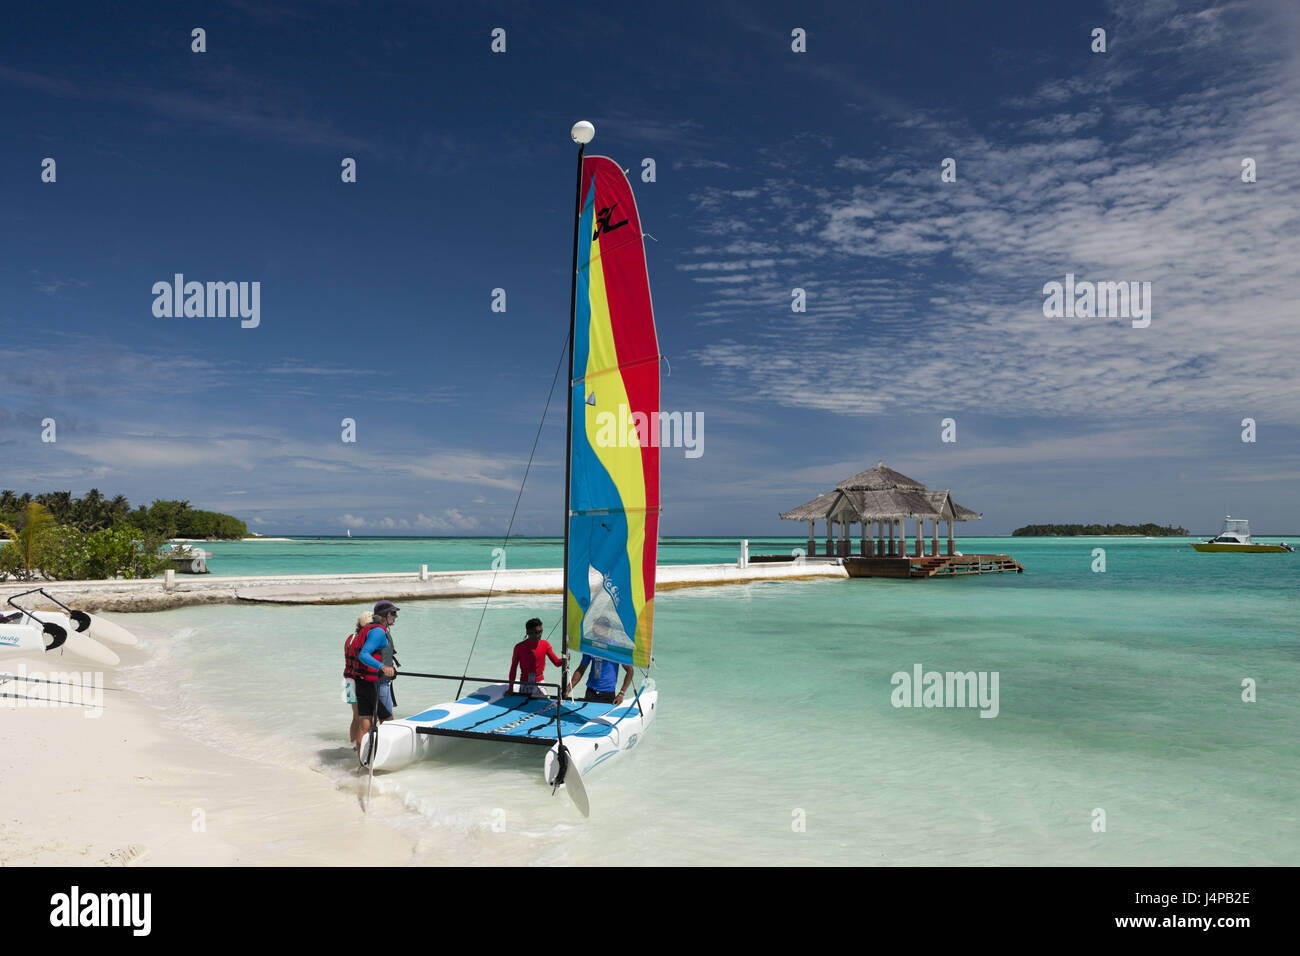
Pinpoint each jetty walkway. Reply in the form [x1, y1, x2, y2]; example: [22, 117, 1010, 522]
[3, 561, 848, 613]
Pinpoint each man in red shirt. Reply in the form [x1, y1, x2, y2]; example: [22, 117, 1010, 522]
[509, 617, 563, 697]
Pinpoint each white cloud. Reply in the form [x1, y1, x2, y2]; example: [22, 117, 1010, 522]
[681, 1, 1300, 423]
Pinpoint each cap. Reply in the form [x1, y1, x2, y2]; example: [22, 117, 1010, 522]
[374, 600, 399, 615]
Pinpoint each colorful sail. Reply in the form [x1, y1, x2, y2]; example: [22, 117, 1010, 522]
[566, 156, 660, 669]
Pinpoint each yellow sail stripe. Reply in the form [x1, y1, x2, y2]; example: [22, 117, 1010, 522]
[584, 233, 648, 626]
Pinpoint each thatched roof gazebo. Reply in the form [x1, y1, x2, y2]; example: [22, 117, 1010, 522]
[780, 461, 982, 559]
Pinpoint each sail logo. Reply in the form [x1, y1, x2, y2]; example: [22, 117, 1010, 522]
[890, 664, 999, 718]
[593, 202, 629, 239]
[151, 274, 261, 328]
[600, 573, 621, 608]
[1042, 273, 1151, 328]
[49, 886, 151, 936]
[593, 404, 703, 458]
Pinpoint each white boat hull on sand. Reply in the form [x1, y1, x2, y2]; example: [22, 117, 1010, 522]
[84, 612, 139, 647]
[0, 619, 62, 658]
[28, 612, 120, 666]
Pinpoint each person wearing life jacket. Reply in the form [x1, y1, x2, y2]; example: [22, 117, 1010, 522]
[343, 611, 373, 747]
[349, 600, 399, 757]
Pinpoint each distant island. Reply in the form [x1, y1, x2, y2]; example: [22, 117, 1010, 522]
[1012, 523, 1188, 537]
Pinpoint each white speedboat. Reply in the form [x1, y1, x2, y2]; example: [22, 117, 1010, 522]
[1191, 517, 1295, 553]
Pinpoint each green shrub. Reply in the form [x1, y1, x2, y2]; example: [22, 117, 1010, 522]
[39, 525, 168, 580]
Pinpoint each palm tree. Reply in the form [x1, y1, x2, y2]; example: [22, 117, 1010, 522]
[108, 494, 131, 528]
[75, 488, 108, 531]
[0, 502, 56, 579]
[35, 491, 73, 524]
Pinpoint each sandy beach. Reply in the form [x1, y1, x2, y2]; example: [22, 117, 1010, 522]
[1, 619, 420, 867]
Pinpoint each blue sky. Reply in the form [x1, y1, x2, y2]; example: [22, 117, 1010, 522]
[2, 0, 1298, 535]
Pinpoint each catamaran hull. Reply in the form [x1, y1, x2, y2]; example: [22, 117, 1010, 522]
[29, 613, 121, 665]
[360, 681, 658, 785]
[83, 613, 139, 646]
[544, 686, 657, 784]
[359, 682, 517, 771]
[0, 621, 58, 659]
[0, 614, 119, 665]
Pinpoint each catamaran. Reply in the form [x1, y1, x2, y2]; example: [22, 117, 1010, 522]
[359, 121, 662, 814]
[1191, 516, 1294, 553]
[0, 588, 138, 664]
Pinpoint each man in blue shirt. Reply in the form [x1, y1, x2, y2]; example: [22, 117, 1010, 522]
[355, 601, 398, 755]
[564, 653, 633, 705]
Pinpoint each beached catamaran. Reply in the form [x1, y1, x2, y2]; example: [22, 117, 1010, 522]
[0, 588, 138, 665]
[359, 122, 661, 814]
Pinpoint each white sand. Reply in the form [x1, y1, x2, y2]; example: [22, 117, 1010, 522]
[0, 649, 424, 867]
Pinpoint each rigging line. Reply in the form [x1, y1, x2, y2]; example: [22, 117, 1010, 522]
[572, 354, 664, 385]
[603, 668, 650, 730]
[457, 329, 571, 697]
[578, 232, 653, 271]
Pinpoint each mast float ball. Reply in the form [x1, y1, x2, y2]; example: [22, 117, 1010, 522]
[571, 121, 595, 144]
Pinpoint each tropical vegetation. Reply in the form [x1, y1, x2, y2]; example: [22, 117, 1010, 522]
[0, 490, 247, 581]
[1011, 523, 1188, 536]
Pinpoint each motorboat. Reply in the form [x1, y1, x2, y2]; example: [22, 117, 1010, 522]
[1191, 517, 1295, 553]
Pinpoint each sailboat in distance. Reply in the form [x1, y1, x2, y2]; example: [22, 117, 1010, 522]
[359, 122, 661, 812]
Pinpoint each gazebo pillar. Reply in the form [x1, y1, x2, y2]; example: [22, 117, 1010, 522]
[914, 517, 924, 556]
[807, 520, 815, 557]
[946, 519, 955, 556]
[899, 517, 908, 558]
[859, 521, 867, 556]
[825, 519, 834, 558]
[931, 518, 939, 557]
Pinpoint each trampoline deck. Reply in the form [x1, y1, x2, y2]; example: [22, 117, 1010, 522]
[405, 692, 621, 746]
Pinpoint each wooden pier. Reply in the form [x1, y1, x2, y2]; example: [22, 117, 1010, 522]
[843, 553, 1024, 579]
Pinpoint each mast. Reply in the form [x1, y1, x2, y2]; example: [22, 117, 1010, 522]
[561, 120, 594, 723]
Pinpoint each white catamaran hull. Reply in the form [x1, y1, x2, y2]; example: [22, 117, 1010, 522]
[27, 612, 120, 666]
[0, 620, 60, 659]
[361, 681, 657, 783]
[544, 684, 657, 784]
[360, 682, 516, 771]
[0, 614, 119, 665]
[82, 612, 139, 647]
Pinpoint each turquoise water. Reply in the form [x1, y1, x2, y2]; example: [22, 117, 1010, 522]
[191, 535, 794, 575]
[119, 537, 1300, 864]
